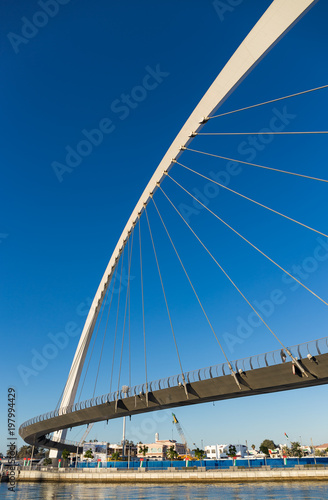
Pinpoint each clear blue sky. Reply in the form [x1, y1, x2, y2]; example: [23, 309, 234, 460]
[1, 0, 328, 454]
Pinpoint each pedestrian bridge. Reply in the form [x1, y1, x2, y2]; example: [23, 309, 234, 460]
[18, 0, 328, 454]
[19, 336, 328, 452]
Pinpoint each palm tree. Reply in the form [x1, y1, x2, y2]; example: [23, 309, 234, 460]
[62, 449, 70, 466]
[166, 446, 178, 461]
[17, 445, 34, 458]
[111, 451, 120, 461]
[139, 445, 148, 457]
[193, 447, 206, 461]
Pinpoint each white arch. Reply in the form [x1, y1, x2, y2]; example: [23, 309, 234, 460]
[50, 0, 318, 451]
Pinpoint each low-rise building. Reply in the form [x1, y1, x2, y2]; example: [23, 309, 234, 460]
[137, 433, 186, 459]
[83, 442, 107, 461]
[300, 445, 312, 456]
[107, 442, 137, 458]
[314, 443, 328, 455]
[205, 444, 247, 459]
[315, 443, 328, 451]
[107, 443, 122, 456]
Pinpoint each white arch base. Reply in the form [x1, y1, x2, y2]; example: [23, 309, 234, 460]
[49, 0, 318, 457]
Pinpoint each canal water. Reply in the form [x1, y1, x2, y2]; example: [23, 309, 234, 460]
[1, 482, 328, 499]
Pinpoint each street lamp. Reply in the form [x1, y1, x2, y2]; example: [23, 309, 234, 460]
[122, 385, 129, 459]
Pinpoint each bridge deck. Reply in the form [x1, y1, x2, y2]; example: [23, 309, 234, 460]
[20, 352, 328, 452]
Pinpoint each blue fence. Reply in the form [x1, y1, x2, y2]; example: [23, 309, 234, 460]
[74, 457, 328, 469]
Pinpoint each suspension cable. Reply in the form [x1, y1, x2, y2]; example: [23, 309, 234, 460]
[109, 247, 125, 394]
[195, 131, 328, 136]
[77, 284, 110, 403]
[159, 186, 308, 377]
[56, 319, 93, 410]
[152, 197, 242, 389]
[93, 252, 121, 398]
[55, 263, 119, 411]
[57, 312, 96, 409]
[117, 229, 135, 397]
[209, 84, 328, 119]
[139, 217, 149, 403]
[128, 238, 132, 390]
[167, 173, 328, 307]
[145, 205, 188, 398]
[183, 147, 328, 183]
[175, 161, 328, 239]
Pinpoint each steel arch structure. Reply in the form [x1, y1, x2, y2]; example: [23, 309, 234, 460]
[34, 0, 319, 450]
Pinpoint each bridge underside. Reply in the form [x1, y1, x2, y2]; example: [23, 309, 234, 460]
[20, 353, 328, 452]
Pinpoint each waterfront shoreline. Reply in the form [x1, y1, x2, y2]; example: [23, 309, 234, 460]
[18, 469, 328, 483]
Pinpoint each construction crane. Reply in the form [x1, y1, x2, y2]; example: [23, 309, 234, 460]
[78, 423, 94, 447]
[172, 413, 190, 455]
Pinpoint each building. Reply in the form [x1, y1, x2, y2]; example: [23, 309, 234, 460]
[315, 443, 328, 450]
[300, 445, 312, 456]
[82, 442, 107, 461]
[314, 443, 328, 455]
[107, 442, 137, 458]
[137, 433, 186, 459]
[205, 444, 247, 459]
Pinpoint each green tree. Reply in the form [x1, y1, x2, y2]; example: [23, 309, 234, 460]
[138, 445, 148, 457]
[111, 451, 121, 461]
[166, 445, 178, 460]
[290, 442, 302, 458]
[17, 445, 35, 459]
[84, 449, 94, 460]
[62, 449, 70, 466]
[259, 439, 276, 456]
[193, 447, 206, 460]
[43, 458, 52, 466]
[17, 445, 46, 460]
[228, 445, 237, 458]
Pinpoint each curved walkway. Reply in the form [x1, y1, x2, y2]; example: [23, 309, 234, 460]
[19, 337, 328, 452]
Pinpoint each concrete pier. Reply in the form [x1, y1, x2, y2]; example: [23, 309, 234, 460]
[18, 467, 328, 483]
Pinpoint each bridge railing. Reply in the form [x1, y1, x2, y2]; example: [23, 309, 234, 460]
[19, 336, 328, 437]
